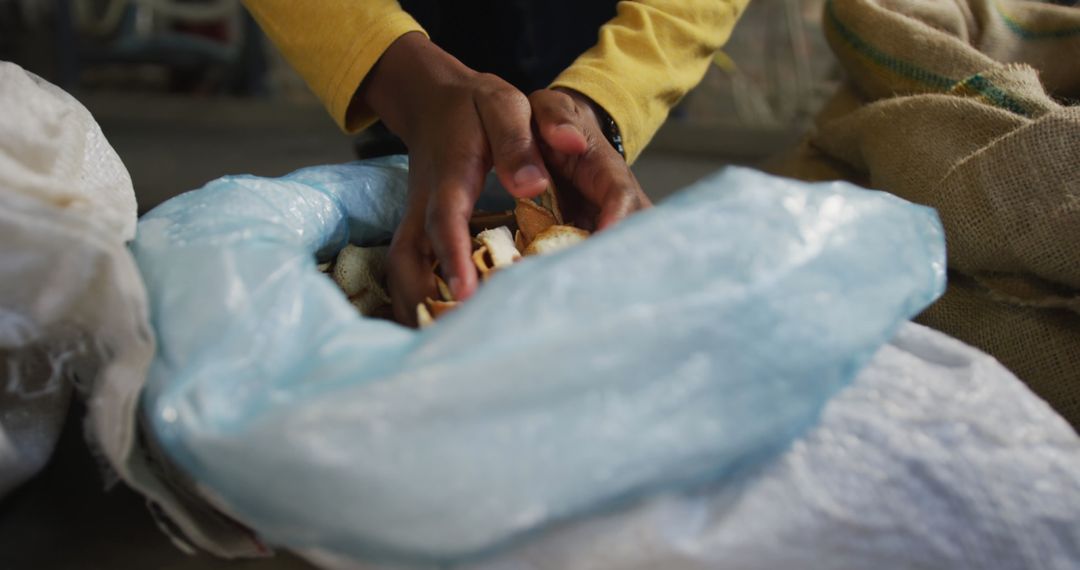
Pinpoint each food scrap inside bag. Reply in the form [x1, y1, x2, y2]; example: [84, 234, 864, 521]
[323, 182, 591, 326]
[131, 158, 944, 564]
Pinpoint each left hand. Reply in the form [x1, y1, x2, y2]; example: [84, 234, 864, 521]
[528, 88, 652, 231]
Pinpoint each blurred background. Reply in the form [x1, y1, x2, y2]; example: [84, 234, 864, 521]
[0, 1, 836, 568]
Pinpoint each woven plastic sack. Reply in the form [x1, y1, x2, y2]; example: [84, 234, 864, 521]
[0, 61, 152, 499]
[459, 322, 1080, 570]
[132, 160, 944, 564]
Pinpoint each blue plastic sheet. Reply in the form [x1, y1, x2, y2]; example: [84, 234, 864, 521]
[132, 158, 945, 564]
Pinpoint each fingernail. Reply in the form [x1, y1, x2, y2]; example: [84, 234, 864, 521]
[513, 164, 546, 188]
[449, 276, 463, 297]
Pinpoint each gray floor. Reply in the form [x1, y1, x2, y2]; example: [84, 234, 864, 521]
[0, 94, 751, 570]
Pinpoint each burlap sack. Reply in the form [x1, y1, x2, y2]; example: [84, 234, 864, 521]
[775, 0, 1080, 427]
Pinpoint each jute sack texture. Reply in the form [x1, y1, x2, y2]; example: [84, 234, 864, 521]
[777, 0, 1080, 427]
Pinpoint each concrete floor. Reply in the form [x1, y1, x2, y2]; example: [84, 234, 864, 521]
[0, 94, 759, 570]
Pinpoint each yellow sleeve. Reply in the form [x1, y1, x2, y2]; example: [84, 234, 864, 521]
[242, 0, 425, 133]
[551, 0, 750, 163]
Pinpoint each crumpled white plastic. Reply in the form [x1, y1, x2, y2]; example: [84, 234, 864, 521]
[0, 61, 151, 499]
[0, 61, 136, 242]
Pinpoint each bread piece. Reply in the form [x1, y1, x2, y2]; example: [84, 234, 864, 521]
[416, 302, 434, 328]
[332, 244, 392, 317]
[472, 246, 493, 280]
[540, 182, 564, 224]
[476, 226, 521, 268]
[523, 225, 590, 257]
[515, 199, 558, 245]
[435, 274, 454, 302]
[426, 298, 458, 318]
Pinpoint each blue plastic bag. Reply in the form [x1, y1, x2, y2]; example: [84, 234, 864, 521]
[132, 158, 945, 564]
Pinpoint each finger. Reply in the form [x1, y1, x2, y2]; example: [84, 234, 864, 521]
[387, 176, 437, 326]
[475, 81, 550, 199]
[530, 89, 589, 155]
[596, 187, 640, 231]
[427, 190, 477, 301]
[426, 155, 485, 300]
[570, 148, 651, 231]
[387, 240, 436, 326]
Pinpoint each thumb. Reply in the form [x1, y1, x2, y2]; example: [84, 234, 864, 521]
[530, 89, 590, 156]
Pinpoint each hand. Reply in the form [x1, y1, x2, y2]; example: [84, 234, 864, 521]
[528, 88, 651, 231]
[359, 33, 551, 326]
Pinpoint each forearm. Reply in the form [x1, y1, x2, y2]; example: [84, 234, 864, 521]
[551, 0, 751, 163]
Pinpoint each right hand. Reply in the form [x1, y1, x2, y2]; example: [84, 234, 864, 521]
[358, 32, 552, 326]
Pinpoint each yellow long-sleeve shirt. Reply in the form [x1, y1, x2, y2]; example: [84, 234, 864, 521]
[243, 0, 748, 163]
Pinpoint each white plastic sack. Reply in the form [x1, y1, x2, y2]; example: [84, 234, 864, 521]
[451, 321, 1080, 570]
[0, 61, 151, 498]
[0, 62, 136, 241]
[132, 160, 945, 564]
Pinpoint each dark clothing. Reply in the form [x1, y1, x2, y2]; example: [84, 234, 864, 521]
[357, 0, 619, 157]
[398, 0, 618, 93]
